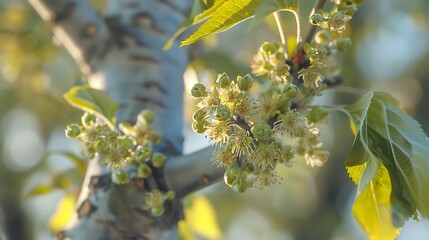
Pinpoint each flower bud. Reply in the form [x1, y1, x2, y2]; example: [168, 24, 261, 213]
[191, 83, 208, 98]
[192, 108, 208, 122]
[261, 42, 278, 55]
[138, 110, 154, 124]
[336, 38, 352, 52]
[282, 83, 299, 98]
[309, 13, 324, 25]
[216, 72, 231, 88]
[192, 120, 208, 134]
[252, 122, 272, 142]
[119, 136, 135, 149]
[152, 153, 166, 168]
[215, 106, 231, 121]
[165, 190, 175, 200]
[137, 163, 152, 178]
[135, 146, 152, 163]
[65, 124, 81, 138]
[237, 74, 254, 91]
[81, 112, 96, 127]
[314, 30, 332, 46]
[151, 206, 165, 216]
[112, 169, 130, 184]
[224, 166, 240, 187]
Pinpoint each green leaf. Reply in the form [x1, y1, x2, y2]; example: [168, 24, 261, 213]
[248, 0, 299, 31]
[181, 0, 262, 46]
[343, 91, 429, 239]
[163, 0, 205, 50]
[63, 85, 118, 127]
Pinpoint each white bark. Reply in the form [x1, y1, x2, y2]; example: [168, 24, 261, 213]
[29, 0, 225, 239]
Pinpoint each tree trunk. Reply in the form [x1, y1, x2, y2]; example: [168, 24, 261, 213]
[29, 0, 225, 239]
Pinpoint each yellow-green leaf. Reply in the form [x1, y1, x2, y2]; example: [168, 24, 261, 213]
[63, 85, 118, 127]
[181, 195, 222, 239]
[352, 163, 401, 240]
[181, 0, 262, 46]
[49, 193, 77, 233]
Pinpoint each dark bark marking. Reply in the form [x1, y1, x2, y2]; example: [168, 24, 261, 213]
[133, 96, 167, 110]
[143, 81, 167, 95]
[89, 175, 111, 190]
[53, 2, 76, 23]
[83, 23, 97, 38]
[201, 175, 210, 185]
[133, 12, 154, 29]
[132, 178, 145, 189]
[158, 0, 182, 16]
[56, 231, 65, 240]
[77, 199, 98, 219]
[129, 54, 159, 65]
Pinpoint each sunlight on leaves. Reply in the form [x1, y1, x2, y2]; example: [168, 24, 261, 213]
[248, 0, 298, 31]
[343, 91, 429, 239]
[179, 195, 222, 240]
[48, 193, 77, 233]
[63, 85, 118, 128]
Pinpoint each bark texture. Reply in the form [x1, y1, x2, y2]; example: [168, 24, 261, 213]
[29, 0, 225, 239]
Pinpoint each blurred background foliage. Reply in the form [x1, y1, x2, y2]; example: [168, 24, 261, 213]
[0, 0, 428, 239]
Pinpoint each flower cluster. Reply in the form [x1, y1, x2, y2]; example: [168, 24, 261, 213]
[65, 110, 166, 184]
[143, 189, 175, 216]
[190, 72, 329, 191]
[251, 42, 290, 83]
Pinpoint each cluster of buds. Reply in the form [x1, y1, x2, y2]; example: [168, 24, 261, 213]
[190, 73, 329, 191]
[143, 190, 175, 216]
[251, 42, 290, 83]
[65, 110, 174, 216]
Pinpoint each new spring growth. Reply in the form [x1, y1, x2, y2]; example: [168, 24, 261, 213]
[143, 190, 176, 217]
[216, 72, 232, 88]
[191, 83, 208, 98]
[237, 74, 254, 91]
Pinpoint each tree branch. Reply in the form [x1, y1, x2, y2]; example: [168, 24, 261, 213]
[28, 0, 110, 75]
[299, 0, 328, 53]
[164, 146, 224, 198]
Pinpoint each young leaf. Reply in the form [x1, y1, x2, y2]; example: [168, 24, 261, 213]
[343, 91, 429, 239]
[248, 0, 299, 31]
[350, 161, 401, 240]
[181, 0, 262, 46]
[63, 85, 118, 127]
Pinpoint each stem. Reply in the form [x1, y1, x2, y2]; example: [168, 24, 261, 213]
[292, 10, 301, 51]
[299, 0, 328, 53]
[273, 11, 288, 59]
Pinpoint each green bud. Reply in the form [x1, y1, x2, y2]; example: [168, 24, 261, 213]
[309, 13, 324, 25]
[192, 108, 208, 122]
[233, 172, 248, 193]
[192, 120, 207, 134]
[216, 73, 231, 88]
[65, 124, 81, 138]
[282, 84, 299, 98]
[336, 38, 352, 52]
[236, 74, 254, 91]
[338, 2, 358, 15]
[191, 83, 208, 98]
[152, 153, 166, 168]
[135, 146, 152, 163]
[81, 112, 96, 127]
[151, 206, 165, 216]
[94, 139, 109, 155]
[224, 166, 240, 187]
[119, 136, 135, 149]
[252, 122, 272, 142]
[138, 110, 155, 124]
[112, 169, 130, 185]
[137, 164, 152, 178]
[165, 190, 175, 200]
[261, 42, 278, 55]
[215, 106, 231, 121]
[314, 30, 332, 46]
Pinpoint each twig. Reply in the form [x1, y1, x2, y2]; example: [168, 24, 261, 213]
[299, 0, 328, 53]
